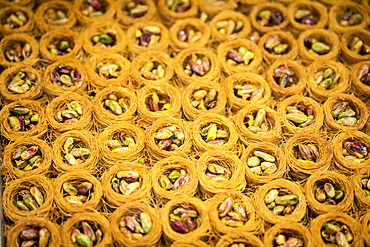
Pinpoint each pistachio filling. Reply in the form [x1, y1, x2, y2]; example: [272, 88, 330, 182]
[47, 39, 73, 56]
[111, 171, 140, 196]
[107, 131, 136, 153]
[159, 169, 189, 190]
[233, 82, 264, 101]
[264, 189, 298, 216]
[154, 125, 185, 151]
[342, 140, 369, 163]
[314, 182, 344, 205]
[62, 181, 93, 205]
[183, 54, 210, 76]
[229, 243, 247, 247]
[140, 61, 166, 80]
[285, 105, 315, 128]
[54, 100, 83, 124]
[264, 35, 289, 55]
[135, 26, 161, 47]
[81, 0, 106, 17]
[5, 42, 31, 62]
[357, 64, 370, 85]
[314, 68, 340, 90]
[347, 36, 370, 55]
[120, 210, 152, 240]
[206, 161, 231, 182]
[248, 31, 260, 45]
[3, 11, 28, 30]
[295, 143, 319, 163]
[124, 1, 148, 18]
[294, 9, 318, 25]
[103, 93, 129, 116]
[273, 66, 298, 88]
[70, 221, 103, 247]
[146, 92, 171, 112]
[274, 234, 304, 247]
[44, 8, 67, 25]
[338, 11, 363, 27]
[320, 222, 353, 246]
[166, 0, 190, 13]
[304, 37, 331, 55]
[137, 158, 151, 167]
[199, 11, 208, 23]
[331, 101, 359, 126]
[257, 9, 284, 27]
[62, 137, 91, 166]
[91, 30, 116, 48]
[200, 123, 229, 145]
[97, 60, 120, 79]
[7, 71, 36, 94]
[12, 145, 42, 171]
[178, 26, 202, 43]
[244, 109, 270, 133]
[216, 19, 244, 35]
[218, 197, 249, 227]
[15, 187, 44, 211]
[361, 178, 370, 197]
[169, 206, 199, 233]
[190, 89, 217, 111]
[247, 150, 277, 176]
[8, 105, 39, 131]
[226, 47, 255, 66]
[18, 226, 51, 247]
[51, 65, 82, 88]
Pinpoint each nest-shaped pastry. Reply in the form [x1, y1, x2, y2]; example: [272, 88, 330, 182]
[0, 99, 47, 141]
[92, 86, 137, 127]
[45, 92, 93, 133]
[39, 28, 82, 62]
[207, 191, 260, 236]
[116, 0, 157, 27]
[254, 179, 307, 224]
[307, 60, 350, 102]
[217, 39, 262, 76]
[126, 20, 169, 59]
[35, 0, 76, 32]
[81, 21, 127, 56]
[209, 10, 251, 42]
[6, 217, 60, 247]
[2, 175, 53, 222]
[285, 133, 333, 179]
[332, 131, 370, 173]
[192, 113, 238, 153]
[215, 232, 264, 247]
[61, 211, 112, 247]
[0, 6, 34, 35]
[200, 0, 238, 17]
[52, 130, 98, 173]
[241, 142, 287, 185]
[0, 33, 39, 67]
[310, 212, 364, 247]
[43, 58, 89, 97]
[110, 202, 162, 247]
[54, 171, 102, 216]
[297, 29, 340, 63]
[353, 168, 370, 209]
[277, 95, 324, 134]
[341, 29, 370, 64]
[266, 59, 306, 99]
[250, 3, 289, 33]
[235, 104, 281, 144]
[169, 18, 211, 53]
[152, 156, 198, 202]
[84, 52, 130, 89]
[161, 195, 209, 245]
[197, 150, 246, 198]
[174, 47, 220, 85]
[2, 137, 52, 180]
[222, 72, 272, 110]
[157, 0, 198, 26]
[323, 93, 369, 131]
[258, 31, 298, 64]
[361, 212, 370, 246]
[263, 222, 314, 247]
[305, 171, 354, 215]
[101, 163, 152, 208]
[0, 63, 42, 102]
[137, 82, 182, 123]
[182, 80, 227, 121]
[351, 61, 370, 99]
[171, 240, 210, 247]
[73, 0, 117, 25]
[130, 51, 174, 87]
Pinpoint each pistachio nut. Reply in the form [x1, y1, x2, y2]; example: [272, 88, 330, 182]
[170, 206, 198, 233]
[258, 9, 284, 27]
[265, 189, 298, 216]
[112, 170, 140, 195]
[166, 0, 191, 13]
[184, 54, 210, 77]
[80, 0, 105, 17]
[19, 227, 50, 247]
